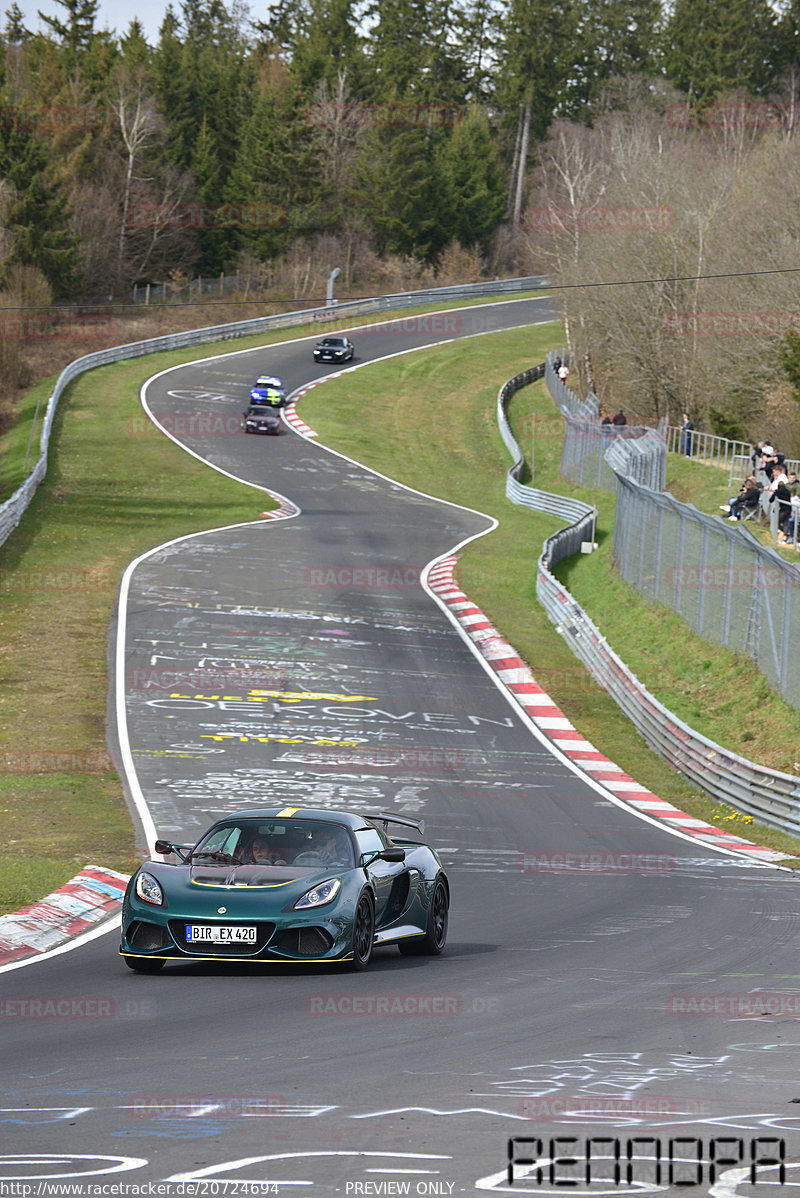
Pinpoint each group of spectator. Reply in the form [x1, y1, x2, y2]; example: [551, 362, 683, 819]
[600, 409, 628, 428]
[720, 441, 800, 544]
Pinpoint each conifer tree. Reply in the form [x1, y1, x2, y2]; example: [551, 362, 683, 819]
[353, 121, 444, 258]
[37, 0, 99, 56]
[664, 0, 780, 101]
[437, 107, 505, 249]
[4, 3, 31, 41]
[0, 120, 76, 294]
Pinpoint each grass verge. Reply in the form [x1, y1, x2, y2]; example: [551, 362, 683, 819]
[0, 352, 276, 913]
[298, 324, 800, 862]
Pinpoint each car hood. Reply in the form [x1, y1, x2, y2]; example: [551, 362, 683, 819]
[189, 863, 335, 888]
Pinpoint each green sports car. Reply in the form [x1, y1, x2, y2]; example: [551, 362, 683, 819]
[120, 807, 449, 972]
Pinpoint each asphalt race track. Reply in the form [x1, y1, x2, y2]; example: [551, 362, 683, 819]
[3, 297, 800, 1196]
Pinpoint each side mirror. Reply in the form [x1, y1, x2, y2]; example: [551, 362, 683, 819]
[155, 839, 190, 861]
[380, 848, 406, 862]
[360, 847, 406, 866]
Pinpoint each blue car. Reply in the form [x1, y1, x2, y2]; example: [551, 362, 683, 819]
[249, 375, 286, 407]
[120, 808, 450, 972]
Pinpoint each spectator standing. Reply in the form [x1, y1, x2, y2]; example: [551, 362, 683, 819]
[681, 412, 694, 457]
[761, 444, 776, 481]
[558, 362, 569, 384]
[612, 409, 627, 427]
[771, 477, 792, 540]
[786, 473, 800, 543]
[600, 412, 613, 444]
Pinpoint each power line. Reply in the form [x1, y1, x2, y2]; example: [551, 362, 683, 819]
[2, 264, 800, 312]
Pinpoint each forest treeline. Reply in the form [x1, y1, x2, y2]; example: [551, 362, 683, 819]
[3, 0, 800, 439]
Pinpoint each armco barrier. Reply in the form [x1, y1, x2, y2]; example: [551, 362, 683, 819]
[497, 366, 597, 559]
[497, 361, 800, 839]
[0, 275, 547, 550]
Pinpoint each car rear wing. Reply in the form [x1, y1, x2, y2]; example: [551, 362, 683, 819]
[372, 811, 425, 835]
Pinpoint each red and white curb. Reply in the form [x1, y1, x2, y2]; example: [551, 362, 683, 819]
[427, 556, 786, 863]
[0, 866, 128, 967]
[284, 368, 352, 439]
[259, 495, 300, 520]
[283, 381, 329, 439]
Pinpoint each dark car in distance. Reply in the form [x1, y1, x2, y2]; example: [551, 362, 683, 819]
[313, 336, 355, 363]
[242, 405, 281, 435]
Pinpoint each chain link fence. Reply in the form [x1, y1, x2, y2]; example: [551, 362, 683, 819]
[496, 359, 800, 838]
[543, 354, 800, 711]
[546, 353, 667, 492]
[493, 365, 800, 839]
[612, 472, 800, 703]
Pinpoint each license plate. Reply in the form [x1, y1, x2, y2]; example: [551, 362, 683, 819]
[186, 925, 257, 944]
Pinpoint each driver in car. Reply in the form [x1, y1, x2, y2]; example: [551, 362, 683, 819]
[315, 829, 351, 866]
[251, 837, 286, 865]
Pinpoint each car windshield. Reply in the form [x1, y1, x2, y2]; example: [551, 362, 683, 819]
[321, 338, 345, 347]
[247, 407, 275, 416]
[191, 820, 355, 869]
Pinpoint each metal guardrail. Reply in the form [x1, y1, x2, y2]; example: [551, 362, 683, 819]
[497, 360, 800, 841]
[536, 562, 800, 837]
[497, 366, 597, 562]
[0, 275, 548, 550]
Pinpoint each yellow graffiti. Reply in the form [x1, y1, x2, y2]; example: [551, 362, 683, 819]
[167, 691, 376, 703]
[199, 735, 367, 745]
[248, 690, 377, 703]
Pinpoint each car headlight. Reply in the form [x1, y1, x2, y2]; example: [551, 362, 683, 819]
[135, 871, 164, 905]
[294, 878, 341, 909]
